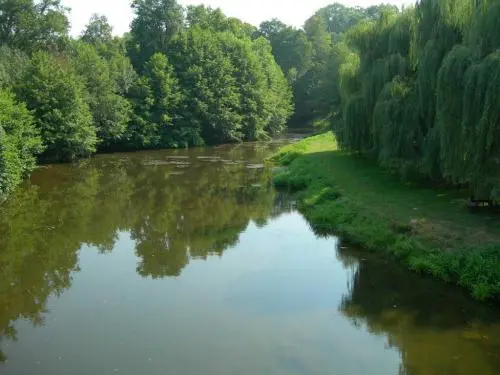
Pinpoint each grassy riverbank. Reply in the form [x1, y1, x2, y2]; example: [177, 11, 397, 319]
[271, 132, 500, 300]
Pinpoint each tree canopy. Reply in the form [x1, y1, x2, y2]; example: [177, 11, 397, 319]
[0, 90, 43, 197]
[293, 0, 500, 199]
[3, 0, 499, 200]
[0, 0, 292, 197]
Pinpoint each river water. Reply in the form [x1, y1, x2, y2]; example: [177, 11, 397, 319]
[0, 141, 499, 375]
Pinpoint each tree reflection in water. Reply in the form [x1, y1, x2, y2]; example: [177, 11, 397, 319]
[0, 142, 293, 362]
[337, 247, 500, 375]
[1, 141, 499, 374]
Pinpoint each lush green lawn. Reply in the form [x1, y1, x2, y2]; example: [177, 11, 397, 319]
[271, 132, 500, 300]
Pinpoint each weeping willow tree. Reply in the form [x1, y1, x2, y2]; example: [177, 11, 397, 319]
[372, 78, 422, 176]
[337, 7, 413, 154]
[466, 1, 500, 59]
[462, 51, 500, 198]
[327, 0, 500, 198]
[335, 44, 360, 148]
[435, 45, 473, 182]
[434, 0, 500, 197]
[413, 0, 473, 178]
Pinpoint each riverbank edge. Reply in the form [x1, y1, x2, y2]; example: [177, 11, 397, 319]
[269, 132, 500, 301]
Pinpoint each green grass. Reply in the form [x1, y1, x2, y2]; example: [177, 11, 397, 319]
[270, 132, 500, 300]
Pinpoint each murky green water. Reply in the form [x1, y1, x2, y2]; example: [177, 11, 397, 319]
[1, 141, 500, 375]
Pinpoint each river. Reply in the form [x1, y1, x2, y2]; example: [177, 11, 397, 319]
[0, 141, 499, 375]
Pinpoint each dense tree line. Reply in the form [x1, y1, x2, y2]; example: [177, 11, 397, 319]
[4, 0, 498, 200]
[335, 0, 500, 199]
[258, 3, 396, 128]
[262, 0, 500, 199]
[0, 0, 292, 198]
[326, 0, 500, 199]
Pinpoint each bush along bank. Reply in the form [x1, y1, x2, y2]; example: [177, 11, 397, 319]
[270, 132, 500, 301]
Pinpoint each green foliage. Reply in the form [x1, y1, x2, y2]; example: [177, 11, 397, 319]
[0, 90, 43, 197]
[17, 52, 97, 161]
[0, 0, 69, 51]
[127, 52, 193, 149]
[435, 45, 473, 182]
[0, 1, 293, 198]
[337, 9, 412, 155]
[307, 47, 342, 122]
[71, 41, 132, 148]
[6, 0, 499, 204]
[309, 0, 500, 198]
[341, 93, 369, 151]
[409, 245, 500, 300]
[304, 14, 333, 62]
[171, 28, 244, 144]
[0, 45, 29, 89]
[186, 5, 256, 37]
[467, 1, 500, 59]
[128, 0, 185, 69]
[272, 168, 310, 192]
[257, 19, 313, 81]
[462, 51, 500, 198]
[312, 2, 399, 41]
[80, 14, 113, 46]
[258, 3, 391, 129]
[251, 38, 293, 137]
[170, 27, 291, 144]
[373, 78, 421, 171]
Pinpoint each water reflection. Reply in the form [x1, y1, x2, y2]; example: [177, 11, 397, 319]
[0, 142, 293, 363]
[338, 247, 500, 375]
[0, 141, 500, 375]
